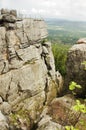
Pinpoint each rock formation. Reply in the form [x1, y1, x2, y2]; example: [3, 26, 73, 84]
[0, 9, 59, 129]
[65, 44, 86, 97]
[0, 9, 86, 130]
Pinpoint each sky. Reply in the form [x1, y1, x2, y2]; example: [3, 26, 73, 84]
[0, 0, 86, 21]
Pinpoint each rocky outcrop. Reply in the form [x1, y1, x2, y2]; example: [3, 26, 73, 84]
[65, 44, 86, 97]
[0, 9, 85, 130]
[0, 9, 58, 129]
[76, 38, 86, 44]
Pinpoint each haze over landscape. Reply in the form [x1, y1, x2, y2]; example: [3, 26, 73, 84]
[1, 0, 86, 21]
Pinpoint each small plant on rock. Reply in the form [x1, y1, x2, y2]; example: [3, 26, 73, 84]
[65, 125, 79, 130]
[65, 81, 86, 130]
[73, 100, 86, 114]
[69, 81, 82, 91]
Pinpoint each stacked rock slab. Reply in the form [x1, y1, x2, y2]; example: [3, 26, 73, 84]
[0, 9, 58, 129]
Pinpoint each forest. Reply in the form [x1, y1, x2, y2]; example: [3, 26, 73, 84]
[46, 18, 86, 44]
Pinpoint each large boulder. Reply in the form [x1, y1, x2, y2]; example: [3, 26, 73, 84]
[65, 44, 86, 97]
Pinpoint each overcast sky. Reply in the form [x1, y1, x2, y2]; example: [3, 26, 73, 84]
[1, 0, 86, 21]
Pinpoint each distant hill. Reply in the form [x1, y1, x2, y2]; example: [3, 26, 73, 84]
[45, 18, 86, 44]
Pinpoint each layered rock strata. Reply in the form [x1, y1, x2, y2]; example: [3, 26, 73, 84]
[0, 9, 59, 130]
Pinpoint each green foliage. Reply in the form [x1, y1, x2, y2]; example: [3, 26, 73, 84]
[52, 43, 71, 76]
[69, 82, 86, 114]
[47, 19, 86, 45]
[69, 81, 82, 91]
[65, 82, 86, 130]
[65, 125, 79, 130]
[73, 100, 86, 113]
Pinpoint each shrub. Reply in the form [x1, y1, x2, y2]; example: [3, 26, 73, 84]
[52, 43, 71, 76]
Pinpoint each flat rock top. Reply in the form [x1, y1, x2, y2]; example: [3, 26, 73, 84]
[76, 38, 86, 44]
[69, 44, 86, 51]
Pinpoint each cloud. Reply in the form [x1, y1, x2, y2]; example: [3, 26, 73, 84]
[0, 0, 10, 8]
[0, 0, 86, 20]
[40, 1, 56, 7]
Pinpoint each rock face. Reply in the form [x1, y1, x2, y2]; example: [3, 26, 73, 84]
[65, 44, 86, 97]
[0, 9, 58, 129]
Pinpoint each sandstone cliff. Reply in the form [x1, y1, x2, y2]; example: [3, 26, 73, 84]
[0, 9, 59, 130]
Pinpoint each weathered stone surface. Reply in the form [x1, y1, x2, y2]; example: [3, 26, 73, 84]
[65, 44, 86, 97]
[0, 111, 9, 130]
[0, 72, 12, 100]
[55, 71, 63, 96]
[0, 9, 58, 130]
[42, 42, 55, 80]
[16, 45, 41, 62]
[10, 10, 17, 17]
[23, 91, 45, 121]
[0, 102, 11, 114]
[0, 97, 3, 104]
[0, 27, 8, 74]
[4, 23, 16, 30]
[0, 27, 6, 53]
[37, 119, 64, 130]
[45, 77, 58, 104]
[1, 9, 9, 15]
[0, 60, 47, 101]
[2, 14, 17, 23]
[16, 19, 48, 43]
